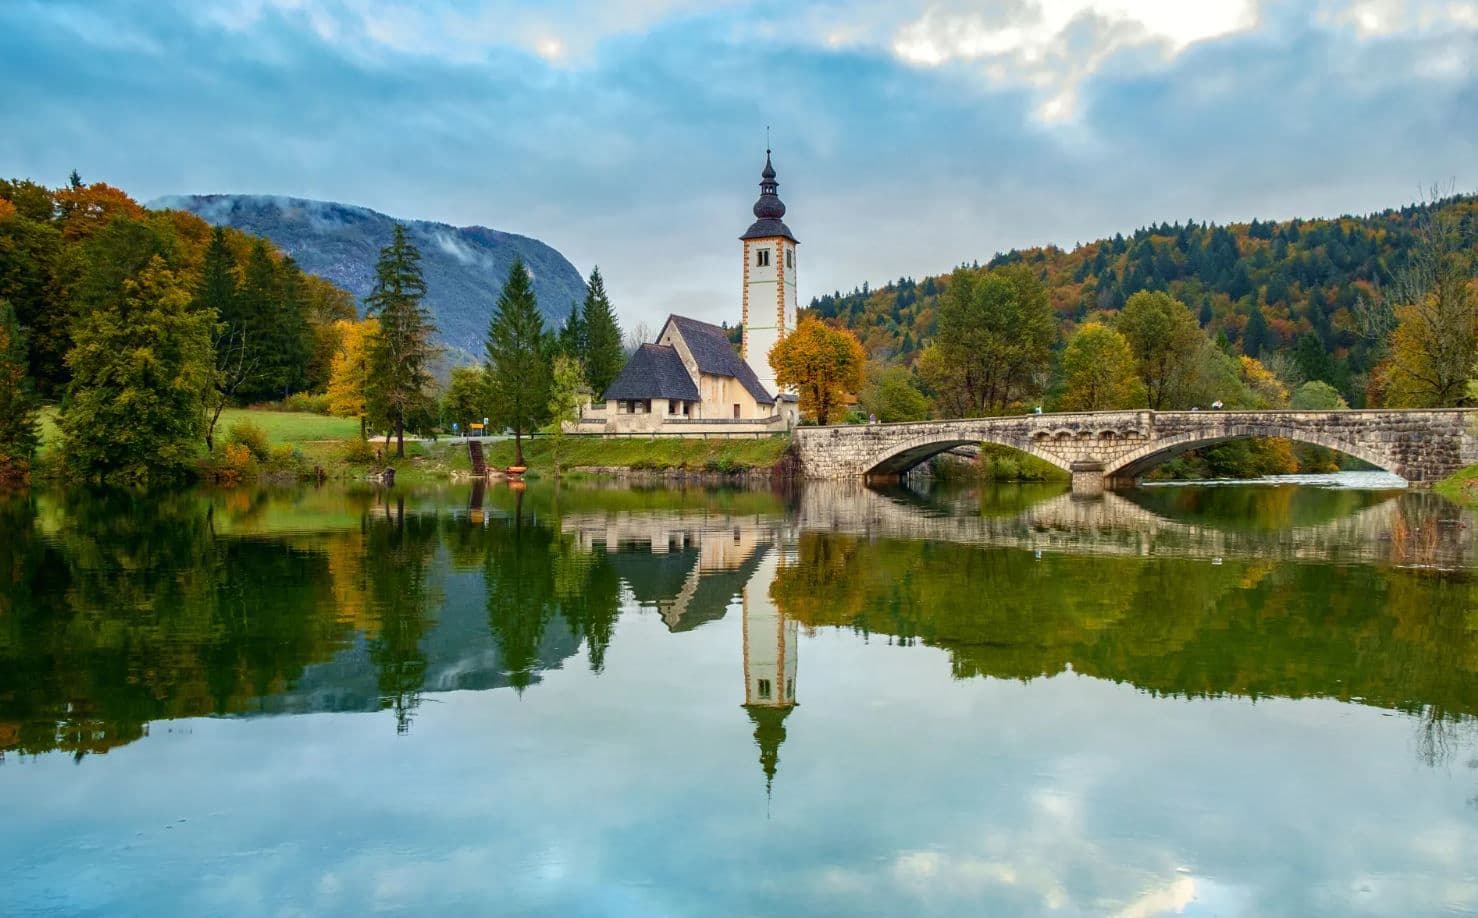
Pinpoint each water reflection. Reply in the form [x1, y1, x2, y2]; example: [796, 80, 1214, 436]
[2, 479, 1476, 914]
[4, 480, 1474, 756]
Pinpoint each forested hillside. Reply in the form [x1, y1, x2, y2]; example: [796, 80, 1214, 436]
[0, 175, 355, 403]
[153, 194, 586, 357]
[813, 195, 1478, 406]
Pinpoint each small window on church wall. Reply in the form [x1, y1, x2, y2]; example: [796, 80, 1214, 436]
[757, 679, 772, 700]
[668, 399, 679, 415]
[786, 249, 793, 269]
[756, 248, 770, 268]
[733, 404, 741, 419]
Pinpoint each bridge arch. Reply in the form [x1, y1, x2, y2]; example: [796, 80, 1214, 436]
[1103, 426, 1401, 481]
[862, 434, 1074, 479]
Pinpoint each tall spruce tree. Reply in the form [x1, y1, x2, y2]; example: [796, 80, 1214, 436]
[270, 257, 312, 396]
[580, 266, 624, 398]
[235, 239, 279, 401]
[364, 225, 436, 458]
[486, 259, 549, 467]
[0, 298, 40, 481]
[557, 301, 585, 361]
[195, 227, 254, 450]
[1242, 305, 1270, 357]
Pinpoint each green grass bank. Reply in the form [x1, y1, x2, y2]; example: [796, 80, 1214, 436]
[1435, 465, 1478, 506]
[36, 405, 792, 484]
[482, 435, 791, 475]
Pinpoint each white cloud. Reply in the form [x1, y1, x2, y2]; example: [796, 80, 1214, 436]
[1316, 0, 1478, 36]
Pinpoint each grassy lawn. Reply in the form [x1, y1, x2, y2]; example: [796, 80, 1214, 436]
[38, 405, 358, 452]
[483, 435, 791, 472]
[216, 408, 361, 443]
[35, 404, 788, 482]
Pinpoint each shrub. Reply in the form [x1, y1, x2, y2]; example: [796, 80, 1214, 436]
[225, 421, 271, 462]
[266, 444, 303, 472]
[987, 456, 1022, 481]
[249, 393, 332, 414]
[341, 437, 377, 465]
[197, 441, 255, 485]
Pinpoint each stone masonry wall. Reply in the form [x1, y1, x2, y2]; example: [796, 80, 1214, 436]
[793, 410, 1478, 485]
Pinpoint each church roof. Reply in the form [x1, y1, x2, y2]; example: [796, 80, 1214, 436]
[601, 344, 700, 402]
[663, 315, 775, 405]
[740, 151, 797, 243]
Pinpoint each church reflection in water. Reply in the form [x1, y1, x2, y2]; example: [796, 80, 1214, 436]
[3, 480, 1475, 784]
[558, 507, 799, 791]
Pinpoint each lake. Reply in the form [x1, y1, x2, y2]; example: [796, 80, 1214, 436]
[1, 476, 1476, 916]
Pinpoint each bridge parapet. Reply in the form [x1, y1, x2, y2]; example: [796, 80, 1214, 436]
[792, 409, 1478, 492]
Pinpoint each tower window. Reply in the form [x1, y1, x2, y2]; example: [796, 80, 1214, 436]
[757, 679, 772, 700]
[756, 248, 770, 268]
[786, 249, 793, 269]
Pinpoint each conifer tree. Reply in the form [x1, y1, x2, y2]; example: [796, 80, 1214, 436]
[364, 225, 435, 458]
[486, 259, 549, 467]
[235, 239, 279, 401]
[270, 257, 312, 396]
[0, 298, 40, 481]
[580, 266, 624, 398]
[556, 301, 585, 361]
[196, 227, 254, 450]
[1242, 305, 1270, 357]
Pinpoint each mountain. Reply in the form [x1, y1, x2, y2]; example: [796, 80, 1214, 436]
[812, 195, 1478, 404]
[151, 194, 587, 357]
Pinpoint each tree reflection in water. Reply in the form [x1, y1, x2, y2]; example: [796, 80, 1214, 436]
[0, 480, 1474, 786]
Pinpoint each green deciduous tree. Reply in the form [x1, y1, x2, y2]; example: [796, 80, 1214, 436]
[364, 226, 437, 458]
[486, 258, 550, 466]
[580, 266, 625, 398]
[0, 298, 40, 481]
[1291, 380, 1348, 410]
[1058, 322, 1144, 411]
[0, 207, 65, 395]
[441, 365, 489, 433]
[861, 366, 929, 422]
[1117, 290, 1204, 409]
[60, 256, 216, 483]
[545, 353, 587, 478]
[919, 265, 1054, 416]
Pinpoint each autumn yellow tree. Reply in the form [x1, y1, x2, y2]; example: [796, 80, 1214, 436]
[1058, 323, 1143, 411]
[769, 317, 865, 425]
[326, 317, 378, 439]
[1369, 196, 1477, 407]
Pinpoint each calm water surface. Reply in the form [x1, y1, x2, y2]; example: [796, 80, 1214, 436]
[1, 477, 1476, 916]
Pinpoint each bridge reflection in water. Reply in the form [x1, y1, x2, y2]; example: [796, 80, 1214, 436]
[2, 481, 1474, 791]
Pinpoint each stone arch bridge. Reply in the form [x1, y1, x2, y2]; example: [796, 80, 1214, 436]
[792, 410, 1478, 494]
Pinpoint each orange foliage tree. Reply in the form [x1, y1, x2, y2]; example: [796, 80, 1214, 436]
[769, 317, 865, 424]
[53, 180, 145, 241]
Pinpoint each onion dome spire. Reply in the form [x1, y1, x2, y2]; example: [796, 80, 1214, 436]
[741, 148, 797, 242]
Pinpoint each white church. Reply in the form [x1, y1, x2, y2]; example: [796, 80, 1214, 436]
[573, 152, 801, 434]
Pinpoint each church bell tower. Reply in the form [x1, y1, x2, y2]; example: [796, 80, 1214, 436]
[740, 150, 798, 399]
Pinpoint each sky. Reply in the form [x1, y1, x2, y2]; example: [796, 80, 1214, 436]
[1, 0, 1475, 330]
